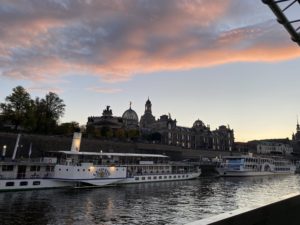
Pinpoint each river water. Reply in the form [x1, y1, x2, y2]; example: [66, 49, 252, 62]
[1, 175, 300, 225]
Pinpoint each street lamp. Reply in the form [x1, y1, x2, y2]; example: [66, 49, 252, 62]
[262, 0, 300, 45]
[2, 145, 7, 161]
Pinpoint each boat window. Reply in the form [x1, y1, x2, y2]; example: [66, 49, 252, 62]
[169, 176, 172, 178]
[173, 176, 176, 178]
[153, 176, 157, 180]
[2, 165, 14, 171]
[83, 169, 85, 172]
[6, 182, 14, 187]
[20, 181, 28, 186]
[30, 166, 40, 172]
[159, 176, 162, 179]
[135, 177, 139, 180]
[164, 176, 167, 179]
[142, 177, 145, 180]
[33, 181, 41, 186]
[46, 166, 51, 172]
[148, 177, 151, 180]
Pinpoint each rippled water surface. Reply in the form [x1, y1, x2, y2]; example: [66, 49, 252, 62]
[1, 175, 300, 225]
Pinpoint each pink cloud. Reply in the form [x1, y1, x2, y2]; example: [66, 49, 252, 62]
[0, 0, 299, 84]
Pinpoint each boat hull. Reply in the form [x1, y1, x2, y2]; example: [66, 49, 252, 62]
[0, 171, 201, 191]
[120, 172, 201, 184]
[0, 178, 70, 191]
[216, 168, 295, 177]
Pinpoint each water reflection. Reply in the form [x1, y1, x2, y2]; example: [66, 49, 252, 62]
[0, 175, 300, 225]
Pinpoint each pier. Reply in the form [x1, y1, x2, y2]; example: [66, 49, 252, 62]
[186, 193, 300, 225]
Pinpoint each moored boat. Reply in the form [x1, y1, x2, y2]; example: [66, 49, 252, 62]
[0, 133, 201, 191]
[216, 154, 296, 177]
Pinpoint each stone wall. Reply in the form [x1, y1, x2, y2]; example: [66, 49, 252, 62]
[0, 132, 235, 160]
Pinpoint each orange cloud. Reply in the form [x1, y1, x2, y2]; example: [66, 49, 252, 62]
[0, 0, 299, 84]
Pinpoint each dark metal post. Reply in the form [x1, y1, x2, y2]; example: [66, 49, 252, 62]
[262, 0, 300, 45]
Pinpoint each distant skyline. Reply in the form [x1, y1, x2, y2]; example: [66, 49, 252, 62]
[1, 0, 300, 142]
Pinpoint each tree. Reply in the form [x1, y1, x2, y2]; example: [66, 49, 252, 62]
[37, 92, 66, 134]
[44, 92, 65, 121]
[56, 121, 80, 135]
[150, 132, 161, 142]
[126, 129, 140, 140]
[114, 128, 126, 140]
[0, 86, 31, 130]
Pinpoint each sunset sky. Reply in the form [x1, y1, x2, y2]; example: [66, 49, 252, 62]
[1, 0, 300, 142]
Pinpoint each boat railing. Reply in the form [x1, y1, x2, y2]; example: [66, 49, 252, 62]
[0, 172, 55, 180]
[127, 169, 198, 177]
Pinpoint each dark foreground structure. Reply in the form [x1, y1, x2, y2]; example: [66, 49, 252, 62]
[186, 193, 300, 225]
[262, 0, 300, 45]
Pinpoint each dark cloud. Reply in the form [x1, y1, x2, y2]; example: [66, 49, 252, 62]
[0, 0, 299, 84]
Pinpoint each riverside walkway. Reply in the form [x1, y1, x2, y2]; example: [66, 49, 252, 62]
[186, 193, 300, 225]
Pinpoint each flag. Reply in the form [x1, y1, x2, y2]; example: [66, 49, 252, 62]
[28, 143, 32, 158]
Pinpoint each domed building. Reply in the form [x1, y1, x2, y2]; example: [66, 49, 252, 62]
[122, 102, 139, 129]
[193, 119, 205, 129]
[191, 119, 212, 149]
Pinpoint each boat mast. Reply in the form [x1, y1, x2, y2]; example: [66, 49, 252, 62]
[12, 133, 21, 161]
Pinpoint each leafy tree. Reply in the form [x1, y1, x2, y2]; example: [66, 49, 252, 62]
[35, 92, 65, 134]
[0, 86, 31, 130]
[114, 128, 126, 139]
[56, 121, 80, 135]
[150, 132, 162, 142]
[126, 129, 140, 140]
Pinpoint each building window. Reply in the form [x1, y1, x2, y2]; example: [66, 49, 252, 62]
[2, 165, 14, 171]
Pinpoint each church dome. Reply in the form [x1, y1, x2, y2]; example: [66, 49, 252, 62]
[122, 107, 139, 122]
[193, 119, 205, 128]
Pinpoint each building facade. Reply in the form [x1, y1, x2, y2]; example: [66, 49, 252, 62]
[86, 98, 235, 151]
[257, 142, 293, 155]
[86, 104, 139, 137]
[139, 98, 234, 151]
[292, 120, 300, 154]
